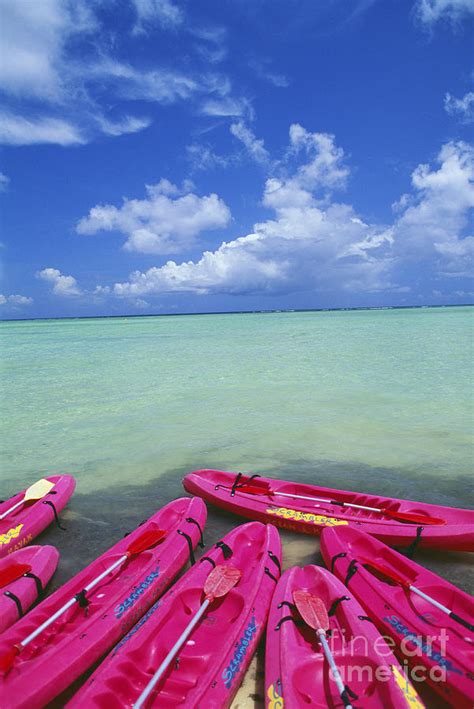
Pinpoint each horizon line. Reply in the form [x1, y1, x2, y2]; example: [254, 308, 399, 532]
[1, 302, 473, 324]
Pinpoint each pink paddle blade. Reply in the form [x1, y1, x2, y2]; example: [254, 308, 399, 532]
[361, 559, 410, 588]
[126, 528, 167, 557]
[204, 565, 241, 602]
[0, 563, 31, 589]
[293, 590, 329, 632]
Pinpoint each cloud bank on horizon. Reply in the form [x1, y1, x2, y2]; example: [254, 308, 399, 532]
[1, 0, 473, 316]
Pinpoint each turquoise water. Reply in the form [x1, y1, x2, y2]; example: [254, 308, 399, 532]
[1, 307, 473, 494]
[1, 307, 473, 706]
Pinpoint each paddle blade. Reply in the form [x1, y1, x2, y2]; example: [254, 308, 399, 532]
[362, 559, 410, 588]
[0, 646, 20, 674]
[0, 563, 31, 589]
[293, 590, 329, 632]
[126, 529, 167, 557]
[239, 483, 273, 496]
[204, 565, 241, 602]
[385, 509, 445, 526]
[24, 478, 55, 502]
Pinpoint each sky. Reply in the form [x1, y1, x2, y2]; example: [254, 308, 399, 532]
[0, 0, 473, 319]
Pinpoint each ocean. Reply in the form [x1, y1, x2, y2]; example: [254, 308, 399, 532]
[1, 306, 473, 705]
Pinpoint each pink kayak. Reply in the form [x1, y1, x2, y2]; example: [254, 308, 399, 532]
[321, 526, 474, 708]
[266, 564, 424, 708]
[0, 496, 206, 709]
[69, 521, 282, 708]
[0, 475, 76, 557]
[0, 545, 59, 633]
[183, 469, 474, 552]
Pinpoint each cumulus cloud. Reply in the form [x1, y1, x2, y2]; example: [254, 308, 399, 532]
[37, 267, 82, 296]
[77, 179, 232, 255]
[0, 294, 33, 306]
[445, 91, 474, 124]
[414, 0, 474, 26]
[108, 128, 473, 301]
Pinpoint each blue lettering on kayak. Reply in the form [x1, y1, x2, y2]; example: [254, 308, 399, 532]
[222, 615, 257, 690]
[114, 565, 160, 620]
[383, 614, 462, 675]
[113, 597, 163, 655]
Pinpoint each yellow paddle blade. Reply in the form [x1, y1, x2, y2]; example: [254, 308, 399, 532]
[23, 478, 54, 502]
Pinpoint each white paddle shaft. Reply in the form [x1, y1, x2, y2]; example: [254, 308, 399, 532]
[273, 490, 380, 513]
[318, 630, 352, 709]
[0, 499, 23, 520]
[409, 585, 450, 615]
[134, 597, 210, 709]
[20, 554, 127, 648]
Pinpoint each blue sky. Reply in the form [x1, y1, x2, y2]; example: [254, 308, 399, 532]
[1, 0, 473, 318]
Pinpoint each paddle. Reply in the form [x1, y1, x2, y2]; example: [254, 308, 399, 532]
[0, 528, 167, 674]
[134, 564, 242, 709]
[234, 481, 445, 526]
[0, 479, 55, 521]
[362, 559, 474, 633]
[293, 590, 353, 709]
[0, 564, 32, 589]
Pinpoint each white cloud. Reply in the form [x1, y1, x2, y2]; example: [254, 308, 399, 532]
[230, 122, 270, 165]
[248, 59, 289, 88]
[445, 91, 474, 124]
[414, 0, 474, 25]
[132, 0, 184, 34]
[91, 60, 199, 104]
[0, 294, 33, 306]
[200, 97, 253, 119]
[191, 26, 228, 64]
[186, 144, 233, 171]
[37, 267, 82, 296]
[0, 1, 234, 145]
[96, 115, 153, 137]
[108, 129, 473, 300]
[0, 0, 96, 102]
[0, 111, 85, 146]
[77, 179, 232, 255]
[0, 172, 10, 192]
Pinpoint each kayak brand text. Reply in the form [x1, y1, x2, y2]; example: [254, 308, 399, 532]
[114, 565, 160, 619]
[222, 615, 257, 689]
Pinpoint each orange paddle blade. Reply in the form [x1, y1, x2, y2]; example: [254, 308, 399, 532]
[362, 559, 410, 588]
[383, 509, 445, 525]
[0, 563, 31, 589]
[293, 590, 329, 632]
[126, 529, 167, 557]
[204, 565, 241, 602]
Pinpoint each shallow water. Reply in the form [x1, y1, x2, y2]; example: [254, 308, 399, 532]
[1, 307, 473, 706]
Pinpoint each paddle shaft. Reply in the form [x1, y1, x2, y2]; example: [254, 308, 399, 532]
[272, 490, 393, 514]
[409, 584, 473, 631]
[134, 598, 211, 708]
[317, 629, 352, 709]
[0, 499, 25, 521]
[20, 554, 127, 648]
